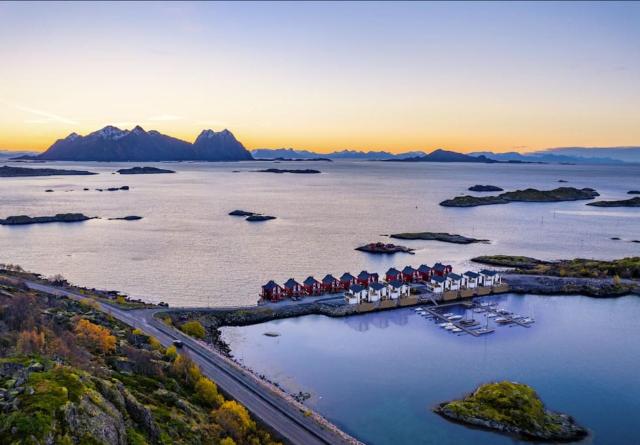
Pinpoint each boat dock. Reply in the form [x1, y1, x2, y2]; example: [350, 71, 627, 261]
[421, 306, 493, 337]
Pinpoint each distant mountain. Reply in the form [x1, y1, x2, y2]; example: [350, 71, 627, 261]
[193, 129, 253, 161]
[0, 150, 38, 159]
[35, 126, 253, 162]
[251, 148, 426, 160]
[471, 151, 626, 165]
[389, 149, 497, 163]
[534, 146, 640, 164]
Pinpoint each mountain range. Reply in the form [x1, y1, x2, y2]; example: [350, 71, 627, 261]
[27, 126, 253, 162]
[251, 148, 427, 160]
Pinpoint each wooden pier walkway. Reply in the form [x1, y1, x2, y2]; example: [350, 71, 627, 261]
[422, 307, 481, 336]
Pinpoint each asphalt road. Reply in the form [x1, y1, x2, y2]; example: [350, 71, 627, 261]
[26, 281, 356, 445]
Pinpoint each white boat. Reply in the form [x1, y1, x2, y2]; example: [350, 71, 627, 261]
[521, 317, 535, 324]
[472, 308, 484, 313]
[444, 324, 456, 331]
[495, 317, 511, 324]
[438, 322, 450, 328]
[451, 328, 463, 333]
[447, 315, 463, 321]
[486, 313, 497, 318]
[442, 312, 454, 317]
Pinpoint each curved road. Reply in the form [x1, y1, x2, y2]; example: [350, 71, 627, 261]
[26, 281, 357, 445]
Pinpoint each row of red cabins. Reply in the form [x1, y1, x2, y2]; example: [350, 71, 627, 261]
[261, 262, 453, 302]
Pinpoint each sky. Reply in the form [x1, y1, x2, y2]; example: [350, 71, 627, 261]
[0, 1, 639, 153]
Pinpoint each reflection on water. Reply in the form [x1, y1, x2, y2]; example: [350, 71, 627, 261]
[221, 294, 640, 445]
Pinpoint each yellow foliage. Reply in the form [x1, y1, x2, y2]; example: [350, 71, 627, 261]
[132, 328, 143, 335]
[161, 315, 173, 326]
[74, 318, 116, 354]
[212, 400, 256, 442]
[116, 295, 126, 305]
[148, 336, 162, 351]
[180, 320, 206, 339]
[195, 377, 223, 407]
[79, 298, 100, 310]
[165, 345, 178, 361]
[220, 438, 236, 445]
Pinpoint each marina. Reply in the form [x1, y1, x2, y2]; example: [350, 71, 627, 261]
[413, 299, 535, 336]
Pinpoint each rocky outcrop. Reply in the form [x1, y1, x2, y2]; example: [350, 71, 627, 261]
[0, 165, 97, 177]
[62, 392, 128, 445]
[586, 197, 640, 207]
[256, 168, 321, 174]
[245, 215, 276, 222]
[468, 185, 503, 192]
[355, 242, 415, 254]
[0, 213, 95, 225]
[503, 274, 637, 297]
[390, 232, 488, 244]
[117, 166, 175, 175]
[440, 187, 599, 207]
[108, 216, 143, 221]
[229, 210, 256, 216]
[435, 381, 587, 442]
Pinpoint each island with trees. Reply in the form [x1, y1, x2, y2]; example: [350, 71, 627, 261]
[435, 381, 588, 442]
[440, 187, 599, 207]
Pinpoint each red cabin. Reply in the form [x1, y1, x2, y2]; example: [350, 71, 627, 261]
[417, 264, 432, 281]
[303, 276, 322, 295]
[283, 278, 304, 297]
[339, 272, 356, 290]
[322, 274, 341, 293]
[357, 271, 378, 286]
[401, 266, 418, 283]
[261, 280, 284, 302]
[385, 267, 402, 283]
[432, 263, 453, 277]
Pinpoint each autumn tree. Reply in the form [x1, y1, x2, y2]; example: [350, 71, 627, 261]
[180, 320, 206, 339]
[211, 400, 256, 444]
[16, 329, 46, 355]
[74, 318, 116, 354]
[195, 376, 224, 407]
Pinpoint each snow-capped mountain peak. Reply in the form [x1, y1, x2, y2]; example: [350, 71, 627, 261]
[91, 125, 129, 140]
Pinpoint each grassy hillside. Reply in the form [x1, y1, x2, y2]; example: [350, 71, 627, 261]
[0, 274, 280, 445]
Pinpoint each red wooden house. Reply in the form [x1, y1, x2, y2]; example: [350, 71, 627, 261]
[283, 278, 304, 297]
[432, 263, 453, 277]
[322, 274, 341, 293]
[357, 271, 378, 286]
[261, 280, 284, 301]
[385, 267, 402, 282]
[339, 272, 356, 290]
[401, 266, 419, 283]
[417, 264, 432, 281]
[303, 276, 322, 295]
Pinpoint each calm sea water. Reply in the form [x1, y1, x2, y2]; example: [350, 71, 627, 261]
[0, 160, 638, 306]
[221, 294, 640, 445]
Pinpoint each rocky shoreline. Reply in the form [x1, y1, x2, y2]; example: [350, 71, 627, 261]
[0, 165, 97, 177]
[502, 273, 638, 297]
[0, 213, 95, 226]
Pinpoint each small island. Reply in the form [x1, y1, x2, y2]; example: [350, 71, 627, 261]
[0, 165, 97, 177]
[255, 168, 321, 174]
[468, 185, 503, 192]
[355, 242, 415, 254]
[117, 166, 175, 175]
[435, 381, 587, 442]
[108, 215, 143, 221]
[628, 190, 640, 195]
[389, 232, 488, 244]
[586, 197, 640, 207]
[246, 215, 276, 222]
[440, 187, 599, 207]
[229, 210, 257, 216]
[0, 213, 95, 226]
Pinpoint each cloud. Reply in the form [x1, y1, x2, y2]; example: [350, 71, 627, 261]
[16, 105, 78, 125]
